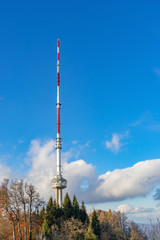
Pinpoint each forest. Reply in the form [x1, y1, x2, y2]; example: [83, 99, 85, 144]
[0, 179, 159, 240]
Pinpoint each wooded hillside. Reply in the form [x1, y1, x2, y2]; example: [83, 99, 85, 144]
[0, 179, 159, 240]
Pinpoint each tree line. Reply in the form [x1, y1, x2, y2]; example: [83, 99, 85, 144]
[39, 195, 147, 240]
[0, 179, 160, 240]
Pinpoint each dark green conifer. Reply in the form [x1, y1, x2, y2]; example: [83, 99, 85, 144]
[42, 218, 50, 237]
[54, 203, 63, 230]
[80, 201, 89, 224]
[72, 195, 80, 219]
[91, 210, 101, 239]
[46, 196, 53, 211]
[62, 192, 73, 219]
[40, 206, 45, 220]
[45, 196, 56, 228]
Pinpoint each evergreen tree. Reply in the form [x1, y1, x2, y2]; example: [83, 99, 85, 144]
[45, 197, 56, 228]
[54, 203, 64, 230]
[46, 196, 53, 212]
[80, 201, 89, 224]
[85, 225, 97, 240]
[72, 195, 80, 219]
[42, 218, 50, 237]
[91, 210, 101, 239]
[55, 203, 63, 218]
[40, 206, 45, 220]
[62, 193, 73, 219]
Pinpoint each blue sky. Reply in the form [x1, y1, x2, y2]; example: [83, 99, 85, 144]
[1, 0, 160, 223]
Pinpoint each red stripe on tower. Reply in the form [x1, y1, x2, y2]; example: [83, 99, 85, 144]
[57, 73, 60, 86]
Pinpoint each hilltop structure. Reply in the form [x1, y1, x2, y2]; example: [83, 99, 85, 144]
[51, 39, 67, 207]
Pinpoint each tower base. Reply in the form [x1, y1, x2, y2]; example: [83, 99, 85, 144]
[51, 174, 67, 207]
[55, 188, 62, 206]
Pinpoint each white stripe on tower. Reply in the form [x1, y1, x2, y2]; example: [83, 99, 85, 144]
[57, 39, 60, 106]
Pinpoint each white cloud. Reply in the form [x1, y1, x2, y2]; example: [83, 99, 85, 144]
[0, 155, 11, 184]
[117, 204, 132, 213]
[25, 139, 160, 205]
[116, 204, 154, 214]
[25, 139, 95, 201]
[87, 159, 160, 203]
[105, 131, 129, 153]
[0, 162, 11, 184]
[63, 159, 95, 199]
[106, 134, 121, 152]
[25, 139, 57, 200]
[72, 140, 78, 145]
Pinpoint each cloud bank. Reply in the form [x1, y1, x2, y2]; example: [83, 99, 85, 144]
[89, 159, 160, 203]
[116, 204, 154, 214]
[23, 139, 160, 204]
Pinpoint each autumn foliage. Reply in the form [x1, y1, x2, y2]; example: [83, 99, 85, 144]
[0, 180, 155, 240]
[0, 179, 43, 240]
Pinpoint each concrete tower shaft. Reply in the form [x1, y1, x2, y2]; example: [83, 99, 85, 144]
[51, 39, 67, 207]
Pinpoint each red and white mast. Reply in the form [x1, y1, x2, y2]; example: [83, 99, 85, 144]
[56, 39, 61, 175]
[51, 39, 67, 207]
